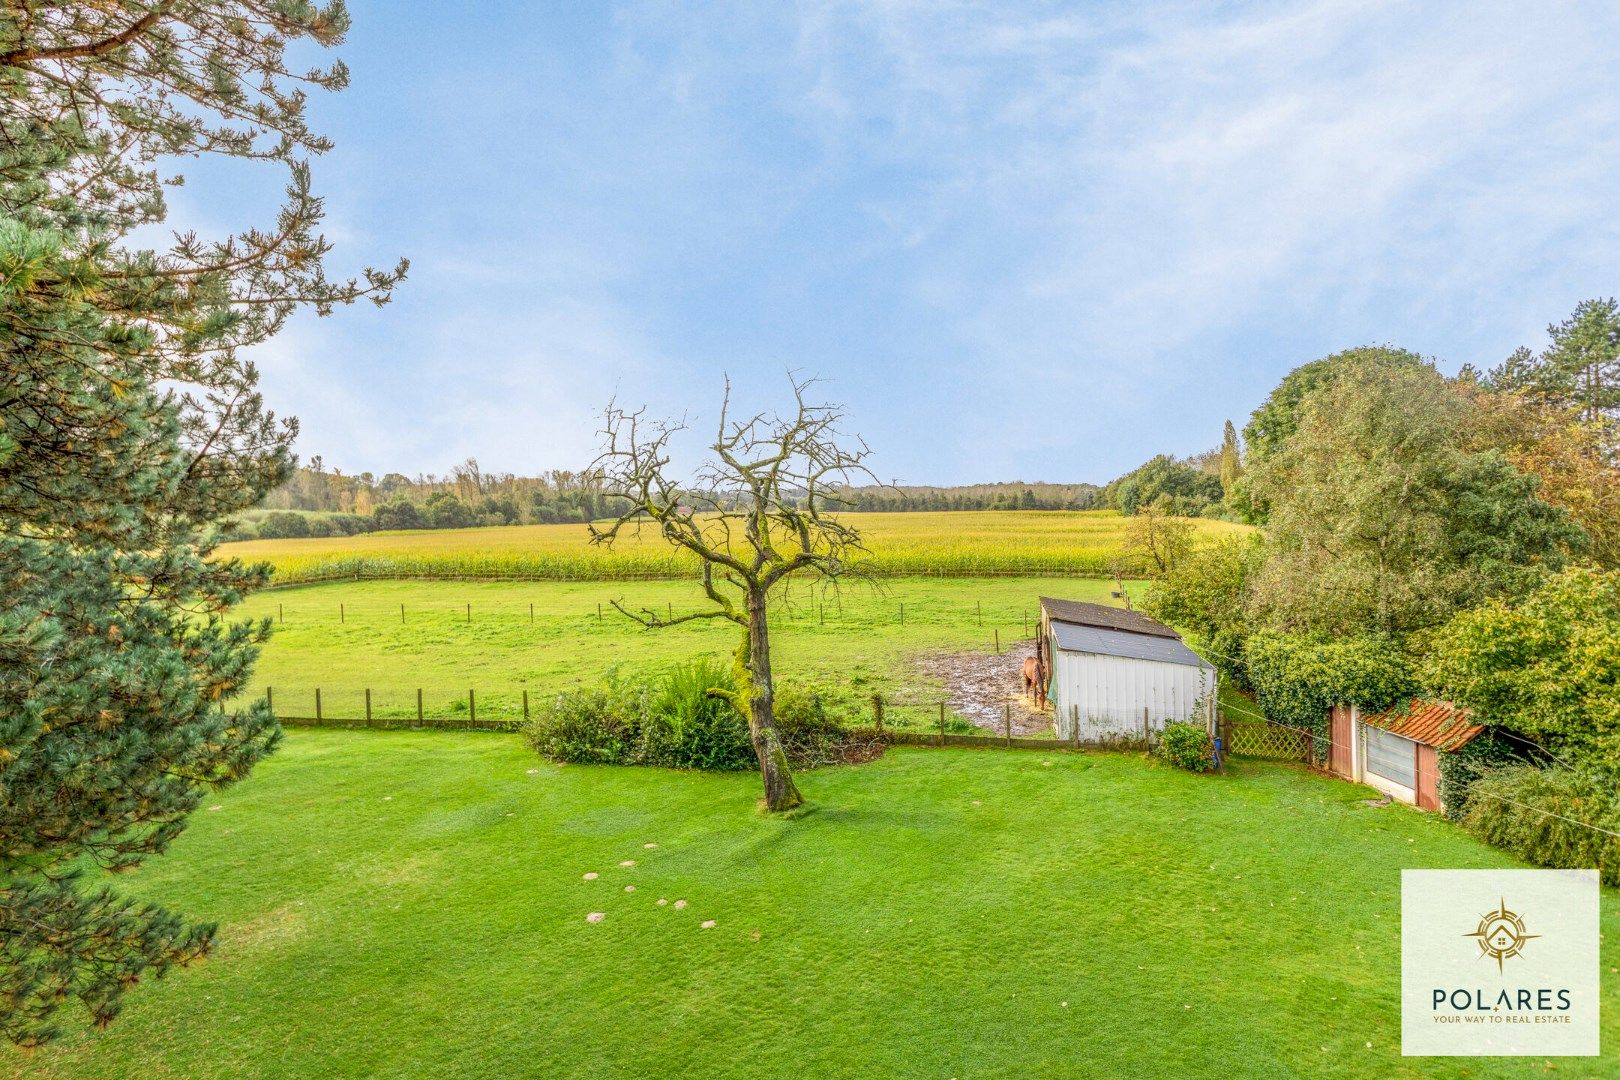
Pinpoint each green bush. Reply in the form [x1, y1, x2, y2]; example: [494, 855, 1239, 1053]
[524, 667, 870, 772]
[1434, 730, 1533, 822]
[1461, 766, 1620, 886]
[640, 660, 753, 771]
[1156, 722, 1216, 773]
[1245, 631, 1413, 764]
[521, 683, 644, 765]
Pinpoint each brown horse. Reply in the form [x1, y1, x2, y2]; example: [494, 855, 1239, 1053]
[1021, 656, 1045, 708]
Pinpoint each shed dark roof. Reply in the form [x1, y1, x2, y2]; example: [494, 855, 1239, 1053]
[1049, 620, 1214, 670]
[1039, 597, 1180, 639]
[1361, 699, 1483, 752]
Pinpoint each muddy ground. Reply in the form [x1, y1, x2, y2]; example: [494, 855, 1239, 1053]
[908, 641, 1054, 736]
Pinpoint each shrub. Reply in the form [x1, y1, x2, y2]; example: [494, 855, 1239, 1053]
[1461, 766, 1620, 886]
[1434, 729, 1533, 822]
[1245, 631, 1413, 764]
[522, 683, 643, 765]
[256, 510, 313, 539]
[774, 683, 853, 767]
[640, 660, 753, 771]
[1156, 722, 1216, 772]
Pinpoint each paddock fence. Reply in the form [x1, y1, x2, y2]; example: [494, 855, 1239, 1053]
[262, 685, 1315, 764]
[259, 565, 1126, 590]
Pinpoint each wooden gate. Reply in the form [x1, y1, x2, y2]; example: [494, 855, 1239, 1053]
[1328, 705, 1354, 778]
[1225, 719, 1312, 762]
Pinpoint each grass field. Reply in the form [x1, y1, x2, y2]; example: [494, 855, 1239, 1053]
[219, 510, 1252, 583]
[233, 576, 1147, 724]
[11, 730, 1615, 1079]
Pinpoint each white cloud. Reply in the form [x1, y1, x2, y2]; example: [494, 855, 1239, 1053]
[239, 1, 1620, 483]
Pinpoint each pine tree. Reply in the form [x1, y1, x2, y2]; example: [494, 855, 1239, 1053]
[1489, 299, 1620, 453]
[0, 3, 404, 1046]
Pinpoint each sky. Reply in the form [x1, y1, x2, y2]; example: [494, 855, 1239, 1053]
[182, 1, 1620, 486]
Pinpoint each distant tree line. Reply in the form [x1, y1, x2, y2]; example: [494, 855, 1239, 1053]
[253, 460, 1106, 537]
[832, 482, 1102, 512]
[255, 459, 637, 536]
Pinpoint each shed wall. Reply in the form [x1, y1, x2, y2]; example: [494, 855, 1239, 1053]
[1051, 650, 1212, 739]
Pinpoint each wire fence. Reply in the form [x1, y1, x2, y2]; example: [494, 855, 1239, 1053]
[243, 593, 1062, 660]
[259, 566, 1127, 589]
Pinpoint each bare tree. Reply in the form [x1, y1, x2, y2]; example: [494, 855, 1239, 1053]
[591, 376, 875, 812]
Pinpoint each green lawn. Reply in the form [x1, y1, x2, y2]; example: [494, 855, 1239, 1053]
[13, 731, 1616, 1079]
[233, 576, 1143, 725]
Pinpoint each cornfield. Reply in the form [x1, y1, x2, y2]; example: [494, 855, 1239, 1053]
[220, 510, 1252, 585]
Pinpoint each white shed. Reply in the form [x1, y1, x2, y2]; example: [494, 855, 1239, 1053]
[1037, 597, 1216, 742]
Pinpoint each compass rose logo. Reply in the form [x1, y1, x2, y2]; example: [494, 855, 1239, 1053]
[1464, 899, 1539, 973]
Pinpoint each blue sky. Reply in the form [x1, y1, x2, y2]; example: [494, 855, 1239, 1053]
[189, 1, 1620, 485]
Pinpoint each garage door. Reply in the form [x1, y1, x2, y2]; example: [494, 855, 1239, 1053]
[1364, 725, 1416, 789]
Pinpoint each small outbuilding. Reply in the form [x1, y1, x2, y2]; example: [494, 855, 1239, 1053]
[1326, 699, 1483, 812]
[1037, 597, 1216, 742]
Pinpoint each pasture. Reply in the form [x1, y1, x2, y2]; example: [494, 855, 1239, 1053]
[231, 576, 1142, 726]
[219, 510, 1251, 583]
[13, 731, 1616, 1079]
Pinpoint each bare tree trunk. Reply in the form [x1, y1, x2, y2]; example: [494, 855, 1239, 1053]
[746, 588, 804, 812]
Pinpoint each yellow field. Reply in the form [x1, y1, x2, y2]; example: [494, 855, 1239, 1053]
[221, 510, 1251, 583]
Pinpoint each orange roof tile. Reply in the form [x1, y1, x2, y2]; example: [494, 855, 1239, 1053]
[1361, 699, 1483, 752]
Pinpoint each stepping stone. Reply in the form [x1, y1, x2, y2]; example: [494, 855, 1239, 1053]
[583, 873, 598, 881]
[586, 912, 605, 924]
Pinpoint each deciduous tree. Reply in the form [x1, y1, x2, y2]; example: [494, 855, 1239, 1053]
[1420, 568, 1620, 775]
[1247, 359, 1584, 636]
[591, 377, 873, 812]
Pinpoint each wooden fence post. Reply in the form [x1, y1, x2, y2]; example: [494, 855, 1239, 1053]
[417, 688, 424, 722]
[340, 603, 345, 624]
[900, 603, 905, 626]
[278, 602, 283, 623]
[1142, 706, 1149, 745]
[365, 689, 372, 725]
[1024, 611, 1029, 637]
[469, 688, 476, 723]
[938, 701, 946, 746]
[466, 603, 471, 623]
[266, 686, 273, 712]
[872, 694, 884, 733]
[597, 602, 602, 621]
[1070, 705, 1079, 750]
[994, 629, 1000, 654]
[529, 602, 534, 624]
[523, 689, 530, 720]
[976, 600, 982, 626]
[315, 688, 322, 721]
